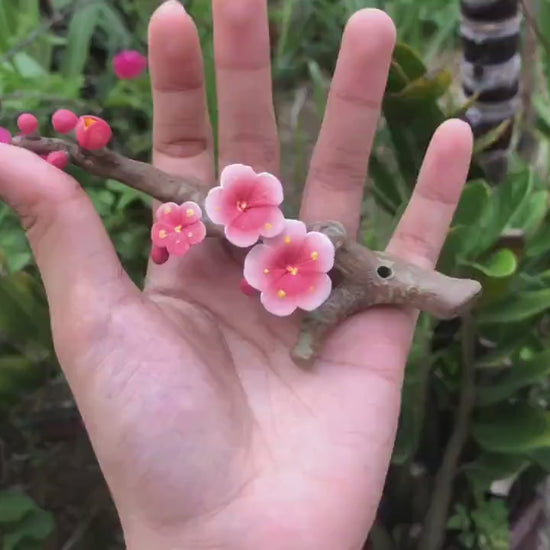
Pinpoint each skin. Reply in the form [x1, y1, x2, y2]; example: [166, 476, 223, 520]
[0, 1, 473, 548]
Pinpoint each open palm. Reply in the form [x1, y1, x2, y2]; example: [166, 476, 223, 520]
[0, 1, 473, 548]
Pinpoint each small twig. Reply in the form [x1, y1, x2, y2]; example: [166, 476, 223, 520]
[418, 313, 477, 550]
[520, 0, 550, 59]
[60, 502, 100, 550]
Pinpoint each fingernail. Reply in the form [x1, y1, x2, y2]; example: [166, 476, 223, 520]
[160, 0, 186, 12]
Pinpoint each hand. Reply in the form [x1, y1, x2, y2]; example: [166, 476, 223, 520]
[0, 1, 473, 548]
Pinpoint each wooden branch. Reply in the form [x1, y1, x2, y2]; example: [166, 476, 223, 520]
[12, 136, 483, 365]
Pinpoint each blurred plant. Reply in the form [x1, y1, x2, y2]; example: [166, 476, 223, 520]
[2, 0, 550, 548]
[0, 489, 54, 550]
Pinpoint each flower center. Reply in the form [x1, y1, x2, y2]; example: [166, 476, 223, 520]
[83, 117, 97, 130]
[174, 225, 183, 233]
[286, 265, 298, 276]
[237, 200, 248, 212]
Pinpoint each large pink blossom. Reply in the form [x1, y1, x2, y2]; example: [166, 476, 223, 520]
[244, 220, 335, 317]
[205, 164, 285, 247]
[151, 201, 206, 257]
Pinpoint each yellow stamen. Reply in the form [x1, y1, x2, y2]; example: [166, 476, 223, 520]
[278, 290, 287, 299]
[264, 269, 270, 274]
[284, 236, 291, 244]
[311, 251, 319, 261]
[186, 208, 195, 217]
[286, 266, 298, 276]
[265, 223, 273, 230]
[175, 225, 182, 233]
[159, 230, 167, 239]
[83, 117, 96, 130]
[164, 206, 172, 214]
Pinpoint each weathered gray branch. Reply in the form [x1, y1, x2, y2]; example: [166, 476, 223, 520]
[12, 136, 483, 366]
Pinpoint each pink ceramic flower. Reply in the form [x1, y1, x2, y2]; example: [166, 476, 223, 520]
[205, 164, 285, 247]
[52, 109, 78, 134]
[151, 201, 206, 257]
[0, 127, 11, 144]
[17, 113, 38, 135]
[244, 220, 335, 317]
[75, 115, 112, 150]
[113, 50, 147, 80]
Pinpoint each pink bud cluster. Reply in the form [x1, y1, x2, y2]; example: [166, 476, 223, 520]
[2, 109, 114, 171]
[152, 164, 336, 317]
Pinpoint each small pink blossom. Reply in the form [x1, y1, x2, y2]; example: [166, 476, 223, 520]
[52, 109, 78, 134]
[75, 115, 112, 150]
[151, 245, 169, 265]
[113, 50, 148, 80]
[244, 220, 335, 317]
[17, 113, 38, 135]
[0, 127, 11, 144]
[151, 201, 206, 257]
[205, 164, 285, 248]
[46, 151, 69, 169]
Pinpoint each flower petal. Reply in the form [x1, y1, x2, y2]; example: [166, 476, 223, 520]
[261, 289, 299, 317]
[185, 221, 207, 245]
[205, 187, 231, 225]
[249, 172, 284, 206]
[265, 219, 307, 248]
[156, 202, 181, 225]
[151, 222, 172, 248]
[296, 273, 332, 312]
[259, 207, 285, 239]
[301, 232, 335, 272]
[225, 224, 261, 248]
[166, 235, 190, 256]
[220, 164, 257, 190]
[181, 201, 203, 226]
[244, 244, 273, 290]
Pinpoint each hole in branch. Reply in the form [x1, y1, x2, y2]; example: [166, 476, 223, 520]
[377, 265, 393, 279]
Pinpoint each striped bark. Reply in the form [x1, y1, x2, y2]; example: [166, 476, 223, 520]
[460, 0, 521, 182]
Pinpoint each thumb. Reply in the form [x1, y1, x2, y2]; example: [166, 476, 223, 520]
[0, 144, 137, 357]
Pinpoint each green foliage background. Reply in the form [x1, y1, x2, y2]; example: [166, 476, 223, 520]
[2, 0, 550, 548]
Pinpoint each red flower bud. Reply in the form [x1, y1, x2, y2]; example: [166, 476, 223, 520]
[75, 115, 112, 150]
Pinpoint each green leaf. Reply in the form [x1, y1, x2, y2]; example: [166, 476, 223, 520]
[473, 119, 511, 155]
[467, 249, 517, 279]
[0, 490, 36, 523]
[527, 218, 550, 258]
[477, 350, 550, 406]
[307, 60, 327, 119]
[479, 288, 550, 324]
[0, 272, 51, 353]
[463, 453, 527, 489]
[468, 169, 533, 258]
[454, 180, 491, 227]
[62, 2, 104, 78]
[473, 404, 550, 452]
[391, 69, 452, 102]
[509, 189, 549, 238]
